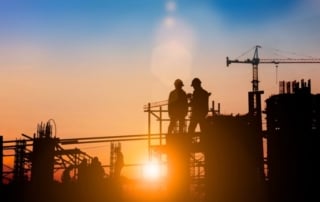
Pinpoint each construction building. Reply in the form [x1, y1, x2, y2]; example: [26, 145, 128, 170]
[265, 79, 320, 202]
[1, 79, 319, 202]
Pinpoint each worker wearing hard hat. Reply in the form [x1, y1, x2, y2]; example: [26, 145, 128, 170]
[188, 78, 211, 134]
[167, 79, 188, 134]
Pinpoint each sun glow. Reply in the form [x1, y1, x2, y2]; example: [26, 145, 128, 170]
[143, 161, 161, 180]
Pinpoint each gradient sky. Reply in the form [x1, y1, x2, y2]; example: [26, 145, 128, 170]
[1, 0, 320, 178]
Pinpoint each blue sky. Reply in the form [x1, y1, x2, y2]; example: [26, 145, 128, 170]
[211, 0, 299, 22]
[1, 0, 317, 51]
[0, 0, 304, 41]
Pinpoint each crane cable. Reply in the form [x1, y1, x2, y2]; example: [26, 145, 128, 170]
[235, 46, 256, 59]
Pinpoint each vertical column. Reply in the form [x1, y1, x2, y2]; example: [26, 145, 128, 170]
[148, 103, 151, 160]
[0, 136, 3, 186]
[159, 106, 162, 145]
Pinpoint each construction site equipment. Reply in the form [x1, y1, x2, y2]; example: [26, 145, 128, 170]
[226, 45, 320, 122]
[227, 45, 320, 90]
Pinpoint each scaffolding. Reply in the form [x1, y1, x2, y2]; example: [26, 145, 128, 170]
[109, 141, 122, 177]
[13, 140, 27, 183]
[143, 99, 219, 200]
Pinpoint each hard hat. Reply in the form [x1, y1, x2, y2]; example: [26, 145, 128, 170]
[191, 78, 201, 86]
[174, 79, 184, 87]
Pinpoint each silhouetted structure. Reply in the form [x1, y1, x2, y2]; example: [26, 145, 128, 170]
[114, 148, 124, 178]
[31, 122, 58, 188]
[2, 78, 320, 202]
[265, 79, 320, 202]
[204, 114, 267, 202]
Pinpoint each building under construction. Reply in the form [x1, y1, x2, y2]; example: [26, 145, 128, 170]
[265, 79, 320, 202]
[1, 79, 319, 202]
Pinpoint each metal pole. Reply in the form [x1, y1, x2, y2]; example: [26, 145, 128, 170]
[148, 103, 151, 160]
[160, 106, 162, 146]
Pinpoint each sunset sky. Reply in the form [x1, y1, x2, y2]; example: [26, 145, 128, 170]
[1, 0, 320, 178]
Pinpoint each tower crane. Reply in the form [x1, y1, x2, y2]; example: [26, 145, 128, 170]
[226, 45, 320, 119]
[226, 46, 320, 180]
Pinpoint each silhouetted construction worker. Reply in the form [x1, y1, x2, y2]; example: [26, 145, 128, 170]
[188, 78, 211, 134]
[168, 79, 188, 134]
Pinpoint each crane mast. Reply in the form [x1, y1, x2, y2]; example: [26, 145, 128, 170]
[227, 45, 262, 92]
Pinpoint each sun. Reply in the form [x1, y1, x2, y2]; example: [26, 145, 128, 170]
[143, 161, 161, 180]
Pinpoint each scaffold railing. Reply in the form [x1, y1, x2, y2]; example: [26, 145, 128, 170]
[143, 100, 168, 110]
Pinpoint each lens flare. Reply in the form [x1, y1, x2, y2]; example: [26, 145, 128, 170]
[166, 1, 176, 12]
